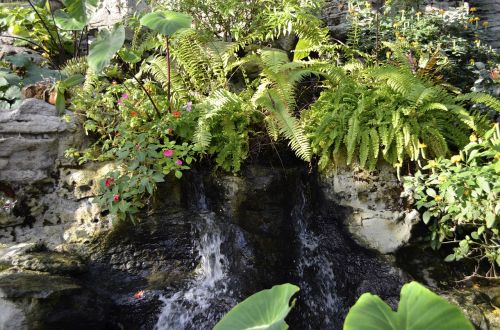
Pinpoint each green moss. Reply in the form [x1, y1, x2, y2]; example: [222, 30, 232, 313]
[0, 262, 12, 272]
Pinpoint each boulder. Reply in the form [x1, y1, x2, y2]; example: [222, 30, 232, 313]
[0, 99, 82, 184]
[319, 165, 419, 254]
[0, 272, 110, 330]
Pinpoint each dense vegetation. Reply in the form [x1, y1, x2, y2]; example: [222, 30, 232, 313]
[0, 0, 498, 277]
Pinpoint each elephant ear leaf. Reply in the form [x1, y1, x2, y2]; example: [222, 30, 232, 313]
[54, 0, 99, 30]
[344, 281, 474, 330]
[88, 24, 125, 73]
[140, 11, 192, 37]
[214, 283, 299, 330]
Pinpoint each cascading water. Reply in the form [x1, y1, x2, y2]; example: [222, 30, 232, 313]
[154, 181, 236, 330]
[291, 183, 346, 329]
[153, 170, 403, 329]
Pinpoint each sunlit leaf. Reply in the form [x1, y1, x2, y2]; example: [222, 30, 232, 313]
[344, 282, 474, 330]
[214, 283, 299, 330]
[88, 24, 125, 73]
[140, 11, 192, 37]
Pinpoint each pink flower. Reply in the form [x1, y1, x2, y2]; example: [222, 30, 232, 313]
[175, 159, 183, 166]
[122, 93, 129, 99]
[113, 194, 120, 202]
[163, 149, 174, 157]
[184, 101, 192, 112]
[105, 177, 114, 188]
[117, 100, 123, 105]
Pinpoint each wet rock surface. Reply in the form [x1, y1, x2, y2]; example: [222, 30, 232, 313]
[0, 165, 413, 329]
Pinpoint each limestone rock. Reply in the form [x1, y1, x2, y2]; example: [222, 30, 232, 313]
[11, 252, 85, 275]
[0, 162, 117, 250]
[0, 99, 82, 184]
[0, 272, 80, 299]
[320, 165, 419, 253]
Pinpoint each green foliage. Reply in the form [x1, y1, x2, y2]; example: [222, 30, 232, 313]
[54, 0, 99, 30]
[194, 90, 254, 172]
[88, 24, 125, 73]
[346, 1, 499, 90]
[92, 126, 195, 222]
[344, 281, 474, 330]
[405, 125, 500, 276]
[0, 68, 22, 109]
[161, 0, 327, 44]
[140, 10, 192, 37]
[303, 62, 492, 172]
[0, 4, 70, 57]
[53, 73, 85, 113]
[216, 282, 473, 330]
[249, 49, 315, 161]
[214, 283, 299, 330]
[0, 54, 60, 110]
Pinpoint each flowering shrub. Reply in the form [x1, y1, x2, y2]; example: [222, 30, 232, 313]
[405, 124, 500, 277]
[93, 128, 194, 222]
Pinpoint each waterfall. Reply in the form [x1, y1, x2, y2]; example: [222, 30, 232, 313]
[292, 183, 346, 329]
[155, 177, 234, 330]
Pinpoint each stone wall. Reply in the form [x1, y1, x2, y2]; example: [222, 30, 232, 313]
[0, 99, 113, 251]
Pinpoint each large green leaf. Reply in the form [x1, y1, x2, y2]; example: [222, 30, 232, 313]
[4, 86, 21, 101]
[344, 282, 474, 330]
[139, 11, 192, 37]
[214, 283, 299, 330]
[54, 0, 99, 30]
[88, 24, 125, 73]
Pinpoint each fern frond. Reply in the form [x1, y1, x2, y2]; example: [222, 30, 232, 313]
[257, 89, 311, 161]
[457, 92, 500, 113]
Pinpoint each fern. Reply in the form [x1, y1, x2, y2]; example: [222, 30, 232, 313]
[194, 89, 253, 172]
[303, 61, 486, 172]
[247, 49, 316, 161]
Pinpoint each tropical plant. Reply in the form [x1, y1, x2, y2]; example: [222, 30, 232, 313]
[140, 10, 192, 111]
[344, 281, 474, 330]
[0, 54, 60, 110]
[0, 67, 22, 110]
[92, 126, 195, 222]
[214, 282, 473, 330]
[213, 283, 299, 330]
[157, 0, 327, 44]
[405, 124, 500, 277]
[303, 62, 497, 173]
[51, 73, 84, 113]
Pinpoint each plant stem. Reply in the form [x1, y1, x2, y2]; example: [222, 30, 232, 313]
[133, 75, 161, 118]
[27, 0, 61, 57]
[73, 31, 78, 56]
[76, 28, 86, 58]
[166, 36, 171, 113]
[46, 0, 65, 57]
